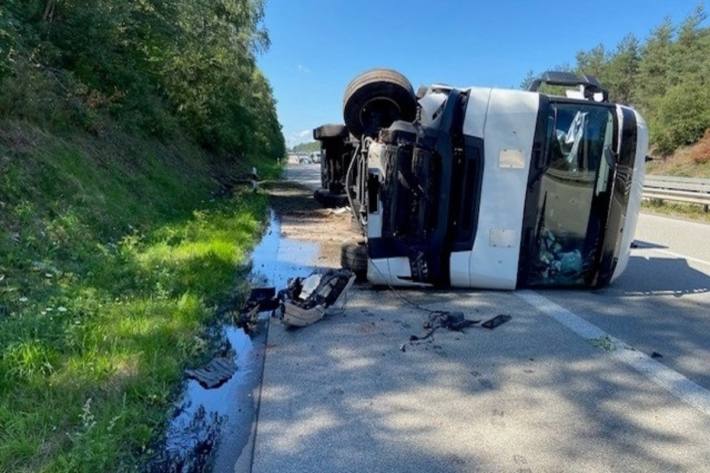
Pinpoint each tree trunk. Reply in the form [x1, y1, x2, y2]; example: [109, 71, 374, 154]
[42, 0, 57, 22]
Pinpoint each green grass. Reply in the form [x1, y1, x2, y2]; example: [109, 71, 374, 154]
[642, 200, 710, 223]
[0, 121, 275, 472]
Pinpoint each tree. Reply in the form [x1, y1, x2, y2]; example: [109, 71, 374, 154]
[0, 0, 285, 160]
[519, 70, 537, 90]
[604, 35, 640, 104]
[636, 17, 674, 110]
[652, 82, 710, 155]
[576, 44, 607, 79]
[529, 8, 709, 156]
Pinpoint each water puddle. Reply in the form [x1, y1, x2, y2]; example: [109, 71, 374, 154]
[147, 210, 318, 473]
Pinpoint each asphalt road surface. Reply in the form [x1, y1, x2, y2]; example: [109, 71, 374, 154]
[250, 164, 710, 473]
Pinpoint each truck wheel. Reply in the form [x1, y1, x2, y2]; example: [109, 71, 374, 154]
[314, 124, 348, 140]
[343, 69, 417, 138]
[341, 241, 368, 281]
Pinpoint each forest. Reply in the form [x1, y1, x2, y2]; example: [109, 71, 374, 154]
[523, 7, 709, 157]
[0, 0, 285, 159]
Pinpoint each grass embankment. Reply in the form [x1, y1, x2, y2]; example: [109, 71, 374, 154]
[646, 130, 710, 178]
[643, 130, 710, 222]
[641, 200, 710, 223]
[0, 121, 278, 472]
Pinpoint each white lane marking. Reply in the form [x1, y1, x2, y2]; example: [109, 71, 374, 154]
[516, 290, 710, 417]
[646, 248, 710, 268]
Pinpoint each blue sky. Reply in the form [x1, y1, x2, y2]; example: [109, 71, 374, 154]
[257, 0, 705, 147]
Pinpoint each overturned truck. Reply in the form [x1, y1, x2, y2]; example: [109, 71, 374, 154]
[315, 69, 648, 289]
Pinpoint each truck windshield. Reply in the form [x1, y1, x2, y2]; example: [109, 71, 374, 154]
[526, 102, 615, 286]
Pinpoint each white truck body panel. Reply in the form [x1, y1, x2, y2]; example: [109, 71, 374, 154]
[463, 88, 539, 289]
[611, 109, 648, 282]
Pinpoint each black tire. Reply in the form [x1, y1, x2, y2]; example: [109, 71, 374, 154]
[313, 124, 348, 140]
[341, 241, 368, 280]
[343, 69, 417, 138]
[314, 189, 349, 208]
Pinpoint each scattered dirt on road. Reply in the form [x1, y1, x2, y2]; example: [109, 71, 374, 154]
[262, 181, 360, 266]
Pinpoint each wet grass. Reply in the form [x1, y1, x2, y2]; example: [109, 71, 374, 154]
[0, 121, 274, 472]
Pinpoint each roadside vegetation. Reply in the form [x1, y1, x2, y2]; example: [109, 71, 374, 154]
[0, 1, 284, 471]
[524, 6, 709, 175]
[642, 200, 710, 223]
[642, 130, 710, 223]
[646, 130, 710, 177]
[290, 141, 320, 154]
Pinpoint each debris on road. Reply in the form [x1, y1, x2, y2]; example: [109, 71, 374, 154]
[424, 311, 479, 332]
[298, 274, 322, 300]
[409, 311, 481, 343]
[481, 314, 512, 330]
[234, 287, 278, 332]
[278, 269, 356, 327]
[185, 354, 237, 389]
[247, 287, 280, 311]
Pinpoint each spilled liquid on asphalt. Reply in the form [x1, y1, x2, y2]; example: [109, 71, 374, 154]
[148, 211, 318, 473]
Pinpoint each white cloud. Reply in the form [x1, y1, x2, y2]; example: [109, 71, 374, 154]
[286, 128, 314, 147]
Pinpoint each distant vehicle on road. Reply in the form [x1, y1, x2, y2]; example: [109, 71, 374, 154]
[316, 69, 648, 289]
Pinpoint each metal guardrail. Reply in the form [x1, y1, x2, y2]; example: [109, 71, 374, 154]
[643, 175, 710, 210]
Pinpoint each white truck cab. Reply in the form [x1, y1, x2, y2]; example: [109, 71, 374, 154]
[321, 70, 647, 289]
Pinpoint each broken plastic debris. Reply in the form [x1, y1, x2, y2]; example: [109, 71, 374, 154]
[281, 302, 326, 328]
[409, 311, 480, 343]
[481, 314, 512, 330]
[235, 287, 278, 331]
[279, 269, 355, 327]
[249, 288, 280, 311]
[298, 274, 322, 300]
[185, 355, 237, 389]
